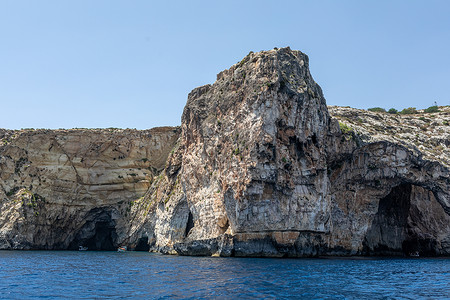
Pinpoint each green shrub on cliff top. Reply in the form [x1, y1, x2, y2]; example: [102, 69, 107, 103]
[368, 107, 386, 113]
[400, 107, 417, 115]
[388, 108, 398, 114]
[424, 105, 439, 113]
[339, 122, 353, 134]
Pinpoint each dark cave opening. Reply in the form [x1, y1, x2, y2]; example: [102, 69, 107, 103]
[364, 183, 440, 256]
[68, 209, 118, 251]
[135, 237, 150, 251]
[185, 211, 194, 237]
[83, 221, 117, 251]
[402, 238, 438, 257]
[364, 183, 412, 255]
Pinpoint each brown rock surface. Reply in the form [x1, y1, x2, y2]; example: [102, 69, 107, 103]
[0, 127, 180, 249]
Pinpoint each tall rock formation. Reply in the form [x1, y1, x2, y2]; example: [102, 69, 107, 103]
[1, 47, 449, 256]
[147, 47, 450, 257]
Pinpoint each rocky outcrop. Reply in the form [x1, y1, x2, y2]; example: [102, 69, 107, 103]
[0, 127, 180, 249]
[328, 105, 450, 167]
[146, 47, 450, 257]
[1, 47, 449, 256]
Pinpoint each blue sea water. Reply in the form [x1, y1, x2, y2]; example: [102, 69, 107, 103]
[0, 251, 449, 299]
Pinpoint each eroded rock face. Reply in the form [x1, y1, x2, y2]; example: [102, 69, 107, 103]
[149, 47, 450, 257]
[175, 48, 334, 250]
[328, 105, 450, 167]
[329, 142, 450, 255]
[1, 47, 449, 256]
[364, 184, 450, 256]
[0, 127, 180, 249]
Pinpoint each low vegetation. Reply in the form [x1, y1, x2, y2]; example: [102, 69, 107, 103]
[368, 107, 386, 113]
[388, 108, 398, 114]
[366, 105, 443, 115]
[329, 104, 450, 167]
[424, 106, 439, 113]
[400, 107, 418, 115]
[339, 122, 353, 134]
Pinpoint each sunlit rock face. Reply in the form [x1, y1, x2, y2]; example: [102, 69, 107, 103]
[328, 105, 450, 168]
[149, 47, 450, 257]
[0, 127, 180, 249]
[173, 48, 335, 254]
[1, 47, 449, 256]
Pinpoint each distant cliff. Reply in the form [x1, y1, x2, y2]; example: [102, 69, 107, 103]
[1, 47, 449, 256]
[329, 105, 450, 168]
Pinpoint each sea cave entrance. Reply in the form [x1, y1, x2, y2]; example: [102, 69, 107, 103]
[68, 208, 118, 251]
[364, 183, 442, 256]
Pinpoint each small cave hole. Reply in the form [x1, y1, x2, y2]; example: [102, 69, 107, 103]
[135, 237, 150, 251]
[311, 134, 318, 146]
[185, 211, 194, 237]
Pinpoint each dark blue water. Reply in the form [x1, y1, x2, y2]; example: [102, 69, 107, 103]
[0, 251, 449, 299]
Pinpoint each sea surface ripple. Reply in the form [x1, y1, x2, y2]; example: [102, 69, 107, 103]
[0, 251, 449, 299]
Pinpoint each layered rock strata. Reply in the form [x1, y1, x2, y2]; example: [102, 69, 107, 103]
[0, 127, 180, 249]
[1, 47, 449, 257]
[329, 106, 450, 167]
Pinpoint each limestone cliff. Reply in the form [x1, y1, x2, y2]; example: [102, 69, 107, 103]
[144, 47, 450, 257]
[329, 106, 450, 167]
[0, 127, 180, 249]
[1, 47, 449, 257]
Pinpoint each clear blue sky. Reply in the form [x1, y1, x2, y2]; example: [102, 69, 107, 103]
[1, 0, 449, 129]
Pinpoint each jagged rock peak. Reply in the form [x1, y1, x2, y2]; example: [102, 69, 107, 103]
[184, 47, 326, 123]
[216, 47, 311, 83]
[181, 47, 331, 149]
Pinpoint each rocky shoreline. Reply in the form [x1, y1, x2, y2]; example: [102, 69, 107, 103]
[1, 47, 449, 257]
